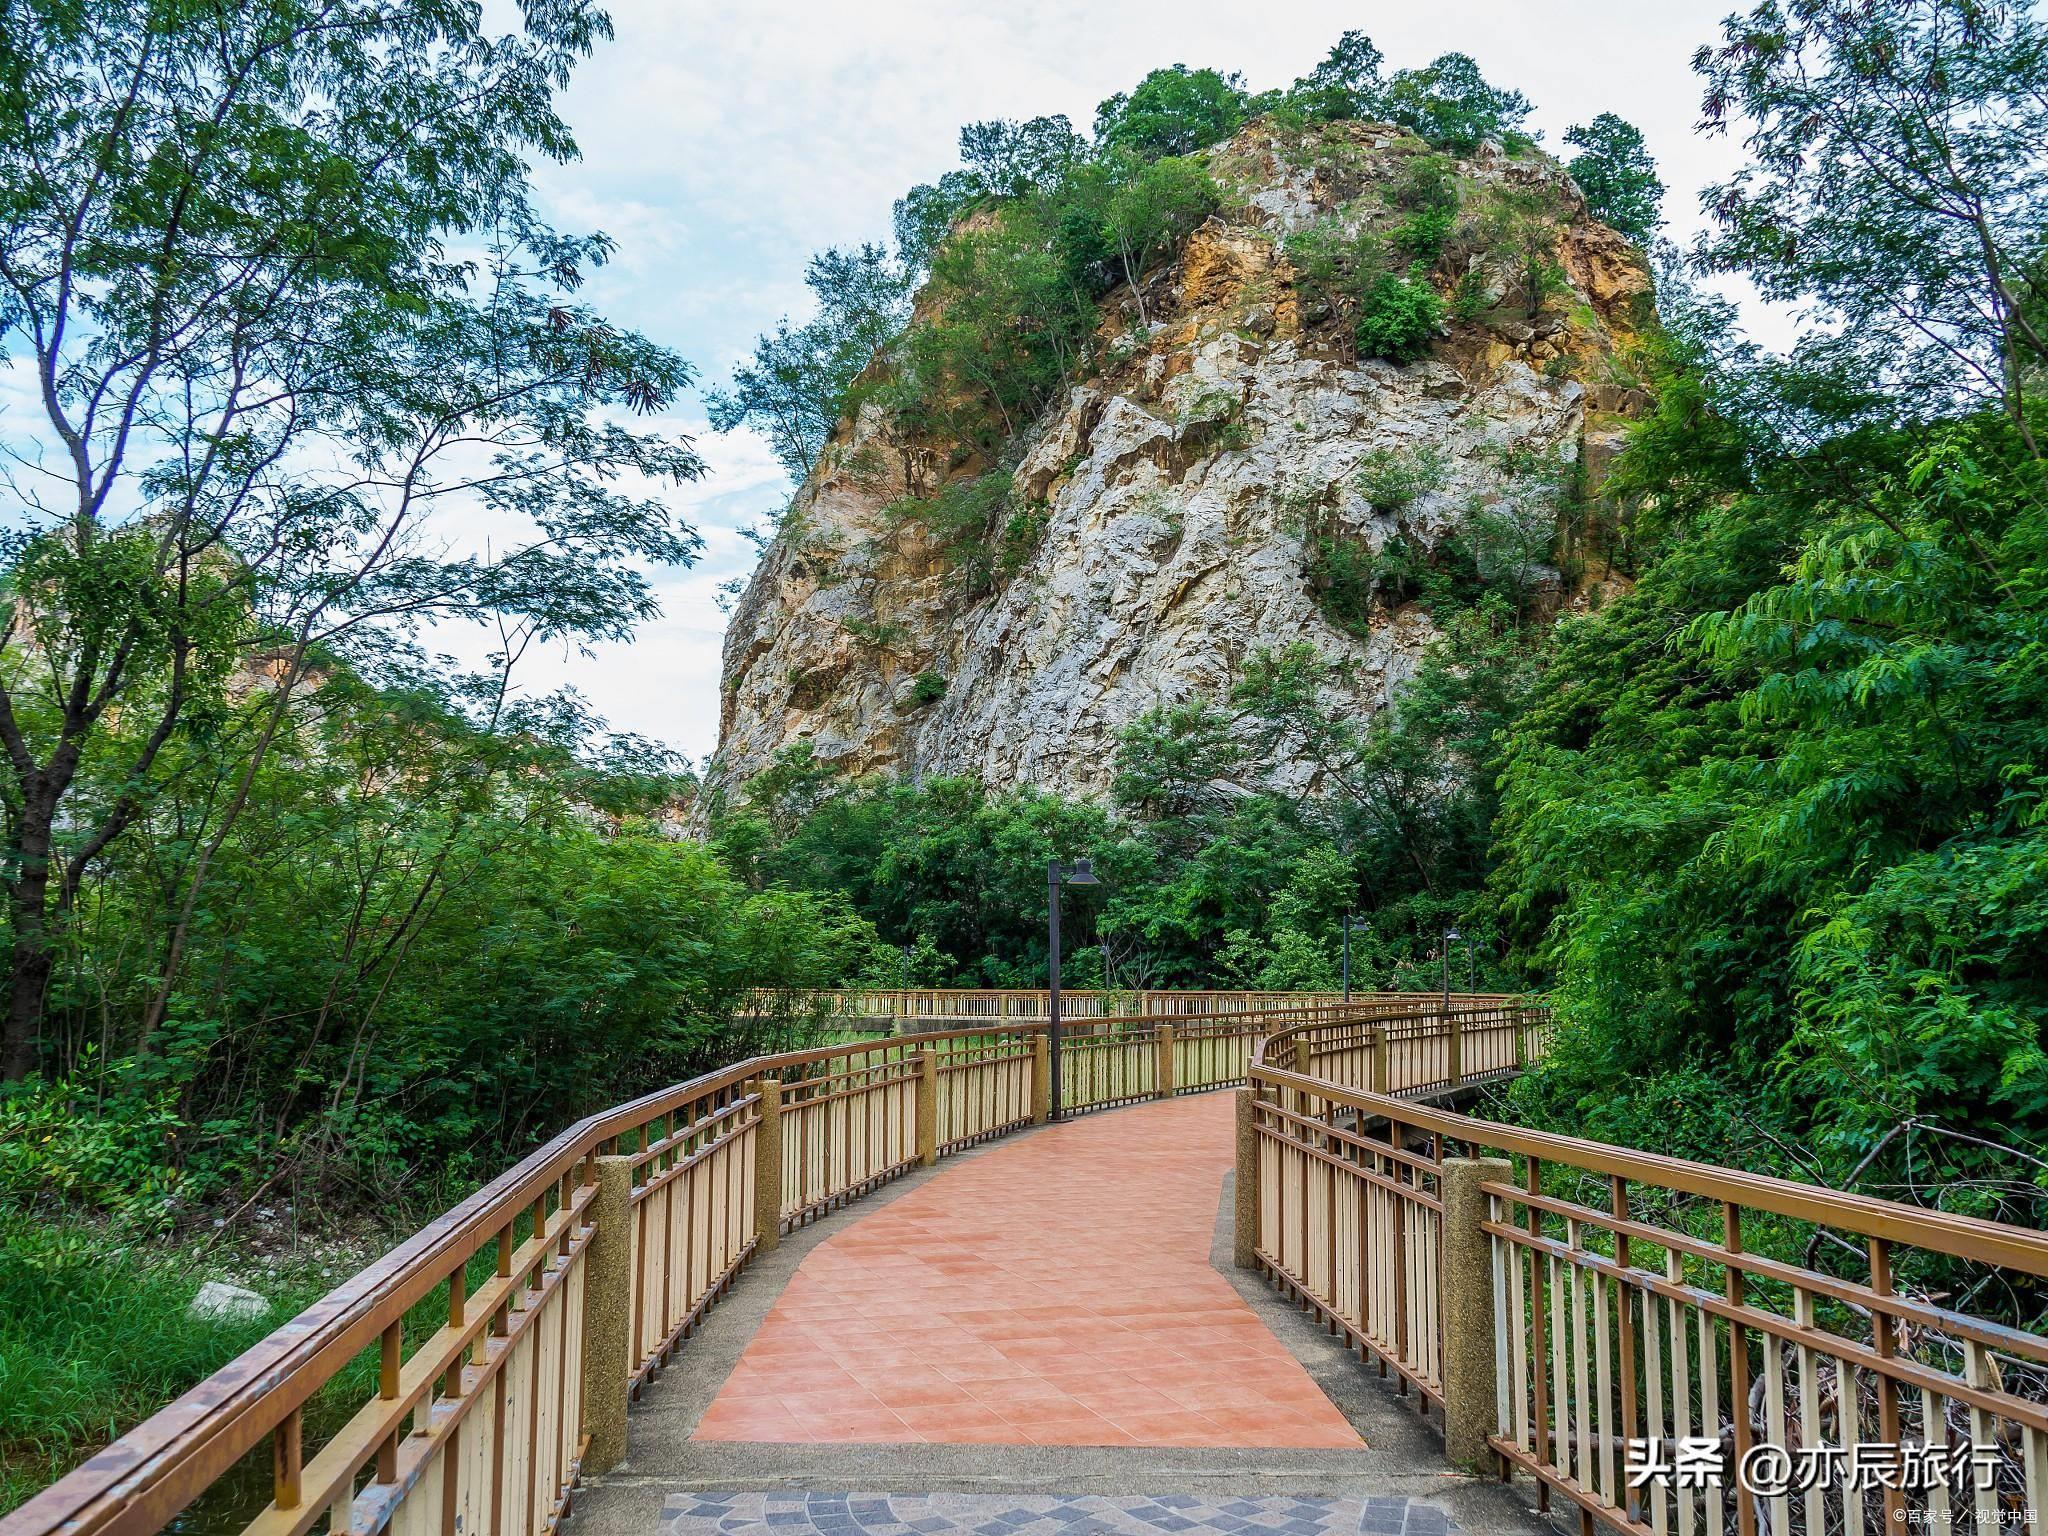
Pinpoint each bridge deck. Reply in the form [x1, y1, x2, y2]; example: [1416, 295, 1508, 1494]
[696, 1094, 1358, 1447]
[565, 1094, 1553, 1536]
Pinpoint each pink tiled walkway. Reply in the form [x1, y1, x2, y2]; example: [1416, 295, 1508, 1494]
[693, 1093, 1363, 1448]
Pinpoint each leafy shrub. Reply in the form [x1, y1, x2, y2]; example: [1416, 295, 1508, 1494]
[1450, 270, 1492, 320]
[1353, 267, 1443, 362]
[0, 1071, 182, 1225]
[1390, 207, 1454, 261]
[1355, 444, 1447, 510]
[909, 671, 948, 705]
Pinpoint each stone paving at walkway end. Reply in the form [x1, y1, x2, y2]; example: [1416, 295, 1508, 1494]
[658, 1494, 1457, 1536]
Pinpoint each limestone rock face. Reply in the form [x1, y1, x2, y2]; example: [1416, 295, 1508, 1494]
[712, 123, 1650, 800]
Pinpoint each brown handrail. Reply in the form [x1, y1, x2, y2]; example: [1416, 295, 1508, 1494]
[1246, 1054, 2048, 1279]
[1244, 1010, 2048, 1536]
[3, 996, 1510, 1536]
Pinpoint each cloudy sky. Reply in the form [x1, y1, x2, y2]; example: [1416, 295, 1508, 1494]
[480, 1, 1770, 762]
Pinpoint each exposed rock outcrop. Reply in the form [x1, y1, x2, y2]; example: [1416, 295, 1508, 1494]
[713, 122, 1651, 800]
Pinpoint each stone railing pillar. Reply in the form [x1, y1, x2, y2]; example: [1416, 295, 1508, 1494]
[1441, 1155, 1512, 1469]
[1233, 1087, 1261, 1269]
[1031, 1032, 1051, 1124]
[915, 1049, 938, 1166]
[1154, 1023, 1176, 1098]
[579, 1154, 635, 1475]
[752, 1077, 781, 1255]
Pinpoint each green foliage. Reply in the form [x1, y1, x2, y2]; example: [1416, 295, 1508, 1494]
[0, 0, 707, 1081]
[1474, 187, 1570, 321]
[1101, 153, 1220, 321]
[0, 1069, 180, 1226]
[1692, 0, 2048, 438]
[1257, 31, 1385, 125]
[883, 472, 1029, 595]
[1493, 217, 2048, 1229]
[706, 245, 910, 481]
[908, 672, 948, 706]
[1355, 445, 1447, 509]
[1379, 53, 1534, 154]
[1093, 65, 1248, 160]
[1563, 113, 1663, 243]
[1390, 208, 1454, 262]
[1353, 266, 1443, 362]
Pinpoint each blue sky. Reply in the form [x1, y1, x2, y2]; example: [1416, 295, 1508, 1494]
[420, 2, 1786, 762]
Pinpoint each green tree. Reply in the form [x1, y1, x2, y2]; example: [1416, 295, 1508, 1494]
[0, 0, 704, 1081]
[1380, 53, 1534, 154]
[706, 244, 909, 481]
[1353, 267, 1444, 361]
[1094, 65, 1248, 160]
[1101, 154, 1219, 323]
[1563, 113, 1664, 242]
[1276, 31, 1384, 123]
[959, 115, 1086, 198]
[1693, 0, 2048, 447]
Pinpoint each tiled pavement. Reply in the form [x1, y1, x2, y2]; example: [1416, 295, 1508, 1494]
[657, 1494, 1455, 1536]
[692, 1094, 1363, 1448]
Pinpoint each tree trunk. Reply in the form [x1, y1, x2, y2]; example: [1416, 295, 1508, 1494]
[2, 803, 56, 1081]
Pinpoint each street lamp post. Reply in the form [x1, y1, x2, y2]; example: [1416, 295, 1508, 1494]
[1046, 857, 1099, 1122]
[1441, 926, 1461, 1014]
[1341, 912, 1353, 1001]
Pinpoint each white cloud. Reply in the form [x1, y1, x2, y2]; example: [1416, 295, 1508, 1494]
[6, 6, 1799, 759]
[517, 1, 1787, 759]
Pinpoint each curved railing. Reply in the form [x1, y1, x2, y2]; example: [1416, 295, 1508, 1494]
[748, 986, 1526, 1024]
[1243, 1013, 2048, 1536]
[1, 995, 1515, 1536]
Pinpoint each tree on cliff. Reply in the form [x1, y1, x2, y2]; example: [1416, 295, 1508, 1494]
[1564, 113, 1664, 242]
[1094, 65, 1249, 160]
[0, 0, 704, 1080]
[1380, 53, 1534, 153]
[706, 245, 910, 480]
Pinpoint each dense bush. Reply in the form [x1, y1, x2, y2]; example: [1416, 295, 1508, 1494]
[1353, 267, 1443, 361]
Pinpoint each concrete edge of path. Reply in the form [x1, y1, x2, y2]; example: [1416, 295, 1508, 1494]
[564, 1096, 1563, 1536]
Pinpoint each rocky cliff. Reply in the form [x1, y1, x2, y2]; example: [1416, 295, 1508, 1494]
[712, 120, 1651, 800]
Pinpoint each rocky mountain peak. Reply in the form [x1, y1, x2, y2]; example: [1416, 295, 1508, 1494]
[713, 118, 1653, 800]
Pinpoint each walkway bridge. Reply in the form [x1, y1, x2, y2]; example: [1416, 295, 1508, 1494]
[8, 999, 2047, 1536]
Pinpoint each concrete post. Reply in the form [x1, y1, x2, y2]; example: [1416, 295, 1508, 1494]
[1031, 1032, 1051, 1125]
[752, 1077, 782, 1255]
[1441, 1155, 1512, 1470]
[1233, 1088, 1261, 1270]
[1154, 1023, 1176, 1098]
[579, 1155, 635, 1475]
[1448, 1014, 1464, 1086]
[915, 1049, 938, 1166]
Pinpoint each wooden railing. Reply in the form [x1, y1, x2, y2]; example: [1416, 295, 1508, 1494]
[4, 996, 1510, 1536]
[1244, 1013, 2048, 1536]
[746, 986, 1520, 1023]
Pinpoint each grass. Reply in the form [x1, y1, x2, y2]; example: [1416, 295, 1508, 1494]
[0, 1220, 323, 1515]
[0, 1211, 526, 1524]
